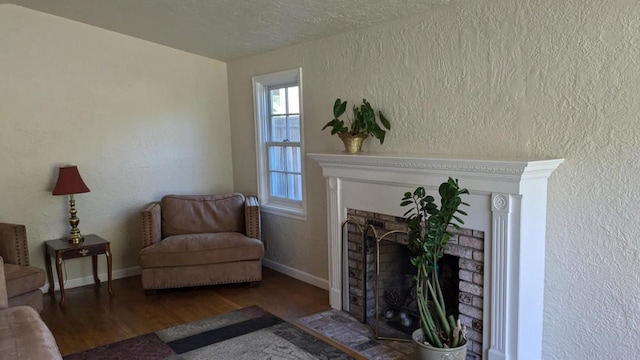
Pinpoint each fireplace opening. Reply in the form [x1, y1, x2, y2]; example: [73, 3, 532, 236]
[367, 236, 461, 340]
[346, 209, 485, 359]
[438, 254, 461, 321]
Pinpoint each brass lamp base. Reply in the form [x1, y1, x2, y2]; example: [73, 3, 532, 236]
[68, 232, 84, 245]
[67, 194, 85, 245]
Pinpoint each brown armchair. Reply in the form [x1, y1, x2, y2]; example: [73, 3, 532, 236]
[0, 223, 45, 312]
[139, 193, 263, 290]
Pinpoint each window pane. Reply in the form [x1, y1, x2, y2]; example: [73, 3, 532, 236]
[255, 69, 304, 212]
[268, 146, 285, 171]
[288, 86, 299, 114]
[286, 146, 301, 172]
[270, 172, 287, 198]
[270, 88, 286, 115]
[287, 174, 302, 200]
[288, 115, 300, 142]
[270, 116, 287, 142]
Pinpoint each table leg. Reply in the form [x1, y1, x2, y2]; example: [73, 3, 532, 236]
[92, 255, 100, 286]
[55, 253, 66, 307]
[106, 245, 114, 297]
[44, 249, 54, 295]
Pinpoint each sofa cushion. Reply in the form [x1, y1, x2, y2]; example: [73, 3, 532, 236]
[3, 264, 45, 298]
[139, 232, 264, 268]
[0, 305, 62, 360]
[161, 194, 246, 238]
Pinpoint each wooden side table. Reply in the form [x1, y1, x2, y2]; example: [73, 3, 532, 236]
[44, 234, 114, 307]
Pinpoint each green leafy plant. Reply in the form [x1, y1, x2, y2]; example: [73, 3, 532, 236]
[321, 98, 391, 144]
[400, 178, 470, 349]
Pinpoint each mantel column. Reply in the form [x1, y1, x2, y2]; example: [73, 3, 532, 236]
[326, 176, 342, 309]
[488, 193, 511, 360]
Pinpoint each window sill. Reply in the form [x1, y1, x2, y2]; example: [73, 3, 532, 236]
[260, 204, 307, 221]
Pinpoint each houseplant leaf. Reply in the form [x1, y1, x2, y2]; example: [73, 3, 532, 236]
[333, 98, 347, 118]
[379, 112, 391, 130]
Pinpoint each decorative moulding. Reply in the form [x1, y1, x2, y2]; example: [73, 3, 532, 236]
[308, 152, 563, 178]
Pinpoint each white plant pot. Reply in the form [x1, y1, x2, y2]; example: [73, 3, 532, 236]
[412, 329, 468, 360]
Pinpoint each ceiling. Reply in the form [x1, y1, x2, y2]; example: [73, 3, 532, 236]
[4, 0, 450, 61]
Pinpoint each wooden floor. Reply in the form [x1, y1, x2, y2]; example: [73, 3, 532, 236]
[40, 267, 337, 356]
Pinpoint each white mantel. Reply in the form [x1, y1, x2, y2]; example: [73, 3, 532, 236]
[308, 152, 563, 360]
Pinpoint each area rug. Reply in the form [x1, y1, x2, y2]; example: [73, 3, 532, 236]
[295, 310, 414, 360]
[64, 306, 354, 360]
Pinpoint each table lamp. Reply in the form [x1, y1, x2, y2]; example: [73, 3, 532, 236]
[52, 165, 90, 244]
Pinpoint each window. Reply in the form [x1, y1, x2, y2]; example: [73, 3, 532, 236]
[253, 68, 306, 220]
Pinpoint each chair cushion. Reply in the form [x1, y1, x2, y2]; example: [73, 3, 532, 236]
[3, 264, 45, 298]
[139, 232, 264, 268]
[161, 194, 246, 238]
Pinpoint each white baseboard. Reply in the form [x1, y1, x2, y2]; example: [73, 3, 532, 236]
[40, 266, 141, 293]
[40, 262, 328, 293]
[262, 258, 329, 290]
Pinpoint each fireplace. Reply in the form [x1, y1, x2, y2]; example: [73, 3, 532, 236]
[309, 152, 563, 360]
[346, 209, 485, 359]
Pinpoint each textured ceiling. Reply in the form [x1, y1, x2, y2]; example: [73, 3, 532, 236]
[4, 0, 450, 61]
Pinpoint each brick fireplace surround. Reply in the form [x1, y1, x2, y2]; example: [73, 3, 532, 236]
[309, 152, 562, 360]
[345, 209, 486, 359]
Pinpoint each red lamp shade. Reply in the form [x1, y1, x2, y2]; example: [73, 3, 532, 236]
[52, 166, 90, 195]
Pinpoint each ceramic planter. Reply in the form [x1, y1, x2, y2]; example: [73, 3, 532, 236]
[412, 329, 467, 360]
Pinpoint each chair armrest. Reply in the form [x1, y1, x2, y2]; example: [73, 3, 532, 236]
[0, 223, 29, 266]
[244, 196, 262, 242]
[141, 202, 162, 248]
[0, 257, 7, 309]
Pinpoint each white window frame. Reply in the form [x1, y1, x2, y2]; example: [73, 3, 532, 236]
[253, 68, 306, 221]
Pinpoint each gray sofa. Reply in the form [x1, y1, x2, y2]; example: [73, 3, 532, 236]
[139, 193, 263, 290]
[0, 256, 62, 359]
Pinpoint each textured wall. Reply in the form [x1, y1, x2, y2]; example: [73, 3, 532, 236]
[0, 5, 233, 282]
[228, 0, 640, 358]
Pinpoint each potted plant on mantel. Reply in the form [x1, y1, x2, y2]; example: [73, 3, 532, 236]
[321, 98, 391, 153]
[400, 178, 470, 360]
